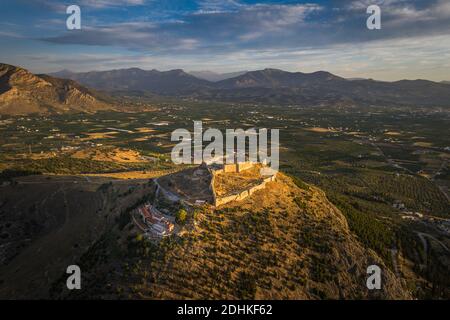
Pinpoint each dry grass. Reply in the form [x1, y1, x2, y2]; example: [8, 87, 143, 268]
[214, 164, 264, 196]
[28, 151, 58, 160]
[81, 131, 118, 140]
[413, 141, 433, 147]
[133, 136, 151, 142]
[82, 169, 176, 180]
[135, 127, 156, 133]
[71, 147, 145, 163]
[304, 127, 337, 133]
[384, 131, 402, 136]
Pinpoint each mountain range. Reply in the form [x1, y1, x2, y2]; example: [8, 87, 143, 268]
[51, 67, 450, 107]
[188, 70, 248, 82]
[1, 63, 450, 115]
[50, 67, 212, 95]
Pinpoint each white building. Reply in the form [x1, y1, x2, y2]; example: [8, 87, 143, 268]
[151, 223, 167, 237]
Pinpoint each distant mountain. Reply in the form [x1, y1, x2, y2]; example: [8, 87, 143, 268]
[188, 70, 248, 82]
[347, 77, 368, 81]
[208, 69, 450, 107]
[49, 67, 450, 107]
[0, 63, 114, 115]
[441, 81, 450, 85]
[50, 67, 212, 95]
[216, 68, 344, 89]
[50, 69, 77, 79]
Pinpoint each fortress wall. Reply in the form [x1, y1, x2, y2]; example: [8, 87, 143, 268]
[207, 166, 218, 205]
[223, 164, 237, 173]
[264, 174, 276, 183]
[214, 193, 240, 207]
[214, 162, 256, 174]
[237, 162, 254, 173]
[214, 172, 277, 207]
[210, 162, 278, 207]
[235, 190, 249, 201]
[248, 181, 267, 195]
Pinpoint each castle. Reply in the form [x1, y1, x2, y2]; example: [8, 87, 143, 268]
[154, 161, 277, 209]
[207, 162, 277, 207]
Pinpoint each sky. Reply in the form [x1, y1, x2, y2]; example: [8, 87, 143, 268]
[0, 0, 450, 81]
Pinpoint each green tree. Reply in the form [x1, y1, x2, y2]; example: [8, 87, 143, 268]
[192, 209, 201, 220]
[176, 208, 188, 225]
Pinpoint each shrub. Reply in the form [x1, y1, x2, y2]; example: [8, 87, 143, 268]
[176, 208, 188, 224]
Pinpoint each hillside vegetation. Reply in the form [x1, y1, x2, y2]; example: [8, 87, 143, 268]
[53, 173, 410, 299]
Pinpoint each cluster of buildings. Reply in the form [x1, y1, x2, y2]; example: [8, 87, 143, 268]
[138, 203, 175, 238]
[393, 200, 406, 210]
[393, 200, 450, 236]
[393, 200, 425, 221]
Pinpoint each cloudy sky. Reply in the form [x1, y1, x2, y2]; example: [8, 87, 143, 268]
[0, 0, 449, 81]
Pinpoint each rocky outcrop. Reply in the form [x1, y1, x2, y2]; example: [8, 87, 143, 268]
[0, 63, 114, 115]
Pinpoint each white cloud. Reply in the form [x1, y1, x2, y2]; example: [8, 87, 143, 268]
[348, 0, 450, 20]
[33, 0, 145, 11]
[4, 0, 450, 81]
[22, 33, 450, 82]
[245, 4, 322, 31]
[195, 0, 243, 14]
[0, 31, 23, 38]
[79, 0, 146, 8]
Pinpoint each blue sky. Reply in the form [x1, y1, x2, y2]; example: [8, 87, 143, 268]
[1, 0, 450, 81]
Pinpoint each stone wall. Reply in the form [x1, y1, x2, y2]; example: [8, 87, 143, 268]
[216, 162, 255, 174]
[207, 162, 277, 207]
[208, 165, 218, 206]
[213, 173, 277, 207]
[223, 164, 237, 173]
[237, 162, 254, 172]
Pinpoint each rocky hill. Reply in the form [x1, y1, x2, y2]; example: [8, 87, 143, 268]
[50, 172, 410, 300]
[0, 63, 114, 115]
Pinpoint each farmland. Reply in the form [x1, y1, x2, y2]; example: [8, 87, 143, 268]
[0, 101, 449, 297]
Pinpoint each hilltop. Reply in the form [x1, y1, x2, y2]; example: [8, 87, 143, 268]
[44, 168, 411, 300]
[0, 63, 115, 115]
